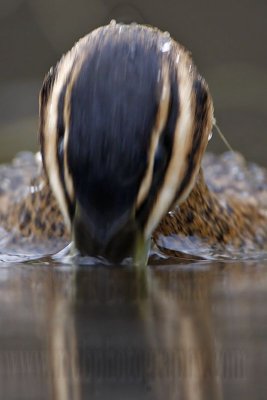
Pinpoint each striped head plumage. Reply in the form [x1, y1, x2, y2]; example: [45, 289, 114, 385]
[39, 23, 214, 262]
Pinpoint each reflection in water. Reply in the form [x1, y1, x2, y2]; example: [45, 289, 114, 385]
[0, 260, 266, 399]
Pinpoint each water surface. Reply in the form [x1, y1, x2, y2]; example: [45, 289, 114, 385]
[0, 258, 266, 399]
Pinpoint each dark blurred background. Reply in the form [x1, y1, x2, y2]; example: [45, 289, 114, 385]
[0, 0, 266, 164]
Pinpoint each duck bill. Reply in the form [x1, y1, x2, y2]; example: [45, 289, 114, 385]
[72, 203, 149, 264]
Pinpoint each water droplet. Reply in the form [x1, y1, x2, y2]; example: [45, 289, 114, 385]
[208, 131, 213, 141]
[109, 19, 117, 26]
[161, 41, 172, 53]
[159, 31, 172, 53]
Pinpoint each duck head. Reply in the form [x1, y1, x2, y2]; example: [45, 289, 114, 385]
[39, 23, 213, 263]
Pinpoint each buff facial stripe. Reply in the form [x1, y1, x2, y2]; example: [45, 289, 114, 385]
[39, 66, 57, 173]
[175, 77, 209, 201]
[136, 60, 171, 209]
[144, 50, 196, 238]
[41, 51, 78, 229]
[136, 57, 179, 228]
[61, 51, 92, 224]
[56, 74, 75, 221]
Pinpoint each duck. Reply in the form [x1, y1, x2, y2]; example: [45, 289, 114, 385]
[1, 22, 267, 263]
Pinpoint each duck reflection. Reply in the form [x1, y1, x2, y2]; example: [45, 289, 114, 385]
[0, 260, 264, 399]
[47, 262, 223, 400]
